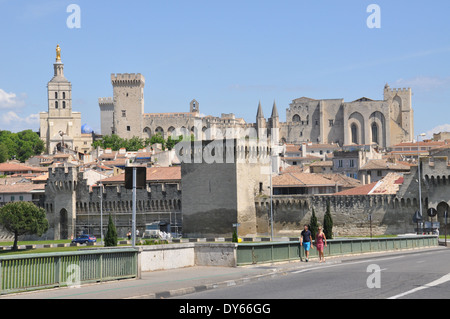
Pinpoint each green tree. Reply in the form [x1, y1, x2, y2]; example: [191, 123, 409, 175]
[126, 136, 146, 151]
[0, 143, 8, 163]
[0, 130, 44, 162]
[148, 133, 166, 150]
[0, 202, 49, 251]
[166, 135, 183, 150]
[104, 213, 118, 247]
[310, 207, 319, 240]
[232, 229, 239, 243]
[323, 200, 333, 239]
[92, 134, 124, 150]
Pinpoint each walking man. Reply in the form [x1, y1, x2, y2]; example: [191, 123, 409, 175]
[300, 224, 314, 262]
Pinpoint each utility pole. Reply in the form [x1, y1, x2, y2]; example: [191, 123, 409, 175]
[99, 181, 104, 246]
[417, 133, 426, 234]
[132, 167, 137, 247]
[270, 151, 274, 242]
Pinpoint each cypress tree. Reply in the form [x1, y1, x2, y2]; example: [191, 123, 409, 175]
[105, 213, 118, 247]
[310, 207, 319, 240]
[323, 200, 333, 239]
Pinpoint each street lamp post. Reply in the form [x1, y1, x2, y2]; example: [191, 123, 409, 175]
[417, 133, 426, 234]
[99, 181, 104, 246]
[270, 151, 274, 242]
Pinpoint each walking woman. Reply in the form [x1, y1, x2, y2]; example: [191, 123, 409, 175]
[316, 226, 327, 263]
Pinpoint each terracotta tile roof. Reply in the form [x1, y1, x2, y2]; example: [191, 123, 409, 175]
[273, 173, 338, 187]
[360, 159, 410, 171]
[100, 166, 181, 184]
[31, 173, 49, 182]
[0, 183, 46, 194]
[146, 166, 180, 181]
[280, 166, 306, 174]
[321, 173, 361, 188]
[100, 158, 127, 167]
[304, 143, 340, 149]
[285, 144, 301, 153]
[135, 152, 152, 159]
[0, 163, 45, 173]
[282, 155, 322, 160]
[309, 161, 333, 167]
[334, 182, 378, 195]
[392, 141, 445, 147]
[334, 172, 404, 195]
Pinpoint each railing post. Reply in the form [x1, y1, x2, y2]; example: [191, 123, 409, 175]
[55, 256, 60, 286]
[137, 248, 142, 279]
[99, 254, 103, 282]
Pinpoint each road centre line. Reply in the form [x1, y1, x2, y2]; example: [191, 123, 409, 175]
[388, 273, 450, 299]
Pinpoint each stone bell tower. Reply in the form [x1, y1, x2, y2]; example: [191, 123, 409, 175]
[40, 44, 89, 154]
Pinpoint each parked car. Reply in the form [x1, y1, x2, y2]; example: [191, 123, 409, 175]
[72, 234, 96, 244]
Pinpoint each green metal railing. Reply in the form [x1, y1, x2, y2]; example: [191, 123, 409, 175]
[236, 236, 439, 266]
[0, 248, 139, 295]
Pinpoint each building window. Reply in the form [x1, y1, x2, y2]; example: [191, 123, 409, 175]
[293, 161, 297, 166]
[349, 159, 355, 167]
[11, 196, 15, 201]
[377, 170, 382, 177]
[55, 92, 58, 99]
[351, 124, 358, 144]
[63, 101, 66, 109]
[329, 119, 334, 127]
[122, 110, 126, 117]
[55, 101, 58, 109]
[19, 196, 23, 201]
[127, 126, 131, 131]
[292, 114, 301, 122]
[338, 160, 343, 168]
[371, 123, 379, 144]
[63, 92, 66, 99]
[259, 182, 263, 193]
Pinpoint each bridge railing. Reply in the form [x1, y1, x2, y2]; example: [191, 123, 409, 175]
[0, 248, 139, 295]
[236, 236, 439, 266]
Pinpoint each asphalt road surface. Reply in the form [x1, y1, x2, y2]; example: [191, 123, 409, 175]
[176, 248, 450, 299]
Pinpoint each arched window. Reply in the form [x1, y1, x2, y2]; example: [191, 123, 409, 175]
[371, 123, 379, 144]
[55, 92, 58, 99]
[55, 101, 58, 109]
[62, 101, 66, 109]
[155, 127, 164, 136]
[63, 92, 66, 99]
[292, 114, 301, 122]
[351, 124, 358, 144]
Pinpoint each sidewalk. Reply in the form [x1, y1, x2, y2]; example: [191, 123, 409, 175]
[0, 258, 338, 299]
[0, 246, 446, 299]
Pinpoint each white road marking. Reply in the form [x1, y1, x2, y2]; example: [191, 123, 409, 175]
[388, 273, 450, 299]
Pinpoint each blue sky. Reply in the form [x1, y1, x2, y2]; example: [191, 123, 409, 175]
[1, 0, 450, 138]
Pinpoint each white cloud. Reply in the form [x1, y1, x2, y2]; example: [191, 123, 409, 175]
[424, 124, 450, 139]
[0, 89, 26, 109]
[0, 111, 39, 132]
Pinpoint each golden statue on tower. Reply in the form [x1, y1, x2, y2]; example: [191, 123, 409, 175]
[56, 44, 61, 62]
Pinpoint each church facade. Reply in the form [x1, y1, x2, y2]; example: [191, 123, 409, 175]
[99, 73, 414, 149]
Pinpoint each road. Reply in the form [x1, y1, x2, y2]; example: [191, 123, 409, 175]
[176, 248, 450, 299]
